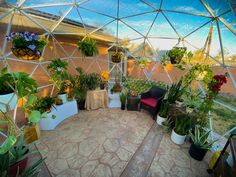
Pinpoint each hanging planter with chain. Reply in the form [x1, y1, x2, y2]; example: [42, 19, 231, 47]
[6, 32, 48, 60]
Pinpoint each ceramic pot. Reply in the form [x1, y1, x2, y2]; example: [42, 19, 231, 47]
[171, 129, 186, 145]
[58, 93, 67, 104]
[156, 115, 167, 125]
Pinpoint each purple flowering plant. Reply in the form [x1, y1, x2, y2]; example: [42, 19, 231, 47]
[6, 32, 48, 53]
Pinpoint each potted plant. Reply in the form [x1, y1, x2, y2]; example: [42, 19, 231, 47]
[156, 100, 170, 125]
[171, 115, 191, 145]
[167, 47, 186, 64]
[6, 32, 48, 60]
[47, 58, 68, 72]
[31, 96, 55, 113]
[0, 67, 17, 112]
[165, 79, 184, 104]
[120, 91, 127, 110]
[135, 58, 151, 68]
[111, 52, 123, 63]
[77, 37, 98, 57]
[84, 73, 101, 90]
[189, 125, 216, 161]
[183, 89, 203, 113]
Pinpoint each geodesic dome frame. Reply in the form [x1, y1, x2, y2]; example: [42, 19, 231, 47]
[0, 0, 236, 140]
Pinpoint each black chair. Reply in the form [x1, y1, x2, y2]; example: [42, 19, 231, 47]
[139, 87, 166, 120]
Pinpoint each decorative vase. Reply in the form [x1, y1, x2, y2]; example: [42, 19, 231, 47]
[8, 148, 29, 176]
[171, 129, 186, 145]
[156, 115, 167, 125]
[189, 143, 208, 161]
[0, 92, 18, 112]
[24, 124, 40, 144]
[11, 47, 41, 60]
[58, 93, 67, 104]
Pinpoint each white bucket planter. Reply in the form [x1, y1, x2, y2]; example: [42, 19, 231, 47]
[0, 92, 18, 112]
[156, 115, 167, 125]
[58, 93, 67, 104]
[171, 129, 186, 145]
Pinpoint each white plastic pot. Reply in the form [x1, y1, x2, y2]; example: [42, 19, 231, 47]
[58, 93, 67, 104]
[156, 115, 167, 125]
[0, 92, 18, 112]
[171, 129, 186, 145]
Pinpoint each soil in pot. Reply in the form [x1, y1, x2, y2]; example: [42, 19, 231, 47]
[189, 143, 208, 161]
[8, 148, 29, 176]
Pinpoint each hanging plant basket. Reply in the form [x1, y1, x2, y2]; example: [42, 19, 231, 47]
[111, 52, 123, 63]
[11, 47, 41, 60]
[170, 57, 182, 64]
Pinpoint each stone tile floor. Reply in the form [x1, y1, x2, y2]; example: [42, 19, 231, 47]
[36, 109, 211, 177]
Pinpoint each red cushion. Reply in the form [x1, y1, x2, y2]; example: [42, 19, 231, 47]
[140, 98, 158, 108]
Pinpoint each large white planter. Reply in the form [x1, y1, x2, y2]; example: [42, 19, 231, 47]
[171, 129, 186, 145]
[0, 92, 18, 112]
[40, 100, 78, 130]
[58, 93, 67, 104]
[156, 115, 167, 125]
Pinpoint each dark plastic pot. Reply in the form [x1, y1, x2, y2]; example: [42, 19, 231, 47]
[189, 143, 208, 161]
[121, 104, 125, 110]
[100, 83, 105, 90]
[78, 100, 85, 110]
[9, 148, 29, 176]
[127, 96, 140, 111]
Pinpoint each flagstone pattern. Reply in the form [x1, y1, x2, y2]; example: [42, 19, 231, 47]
[36, 109, 210, 177]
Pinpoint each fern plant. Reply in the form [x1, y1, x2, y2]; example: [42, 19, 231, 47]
[77, 37, 98, 57]
[175, 115, 191, 135]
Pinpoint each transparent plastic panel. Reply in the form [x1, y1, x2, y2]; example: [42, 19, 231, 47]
[220, 10, 236, 32]
[80, 0, 117, 18]
[162, 0, 211, 17]
[119, 0, 154, 18]
[203, 0, 231, 16]
[21, 0, 74, 7]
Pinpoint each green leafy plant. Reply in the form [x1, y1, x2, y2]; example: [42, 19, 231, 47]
[175, 115, 191, 135]
[161, 117, 172, 133]
[47, 58, 68, 71]
[189, 125, 216, 150]
[135, 58, 151, 68]
[167, 47, 187, 64]
[84, 73, 101, 90]
[166, 79, 184, 104]
[75, 67, 87, 101]
[182, 88, 203, 110]
[77, 37, 98, 57]
[120, 91, 127, 105]
[31, 96, 55, 114]
[159, 100, 170, 118]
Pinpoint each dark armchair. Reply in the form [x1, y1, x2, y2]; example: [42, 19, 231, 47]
[139, 87, 166, 120]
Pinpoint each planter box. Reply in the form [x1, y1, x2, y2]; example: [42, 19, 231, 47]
[0, 92, 17, 112]
[24, 124, 40, 144]
[39, 100, 78, 130]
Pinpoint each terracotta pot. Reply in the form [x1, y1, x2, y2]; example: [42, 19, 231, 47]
[9, 148, 29, 176]
[24, 124, 40, 144]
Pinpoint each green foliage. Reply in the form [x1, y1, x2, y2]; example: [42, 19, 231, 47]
[182, 88, 203, 110]
[161, 117, 172, 133]
[159, 100, 170, 118]
[167, 47, 187, 64]
[123, 78, 166, 95]
[31, 96, 55, 114]
[47, 58, 68, 71]
[189, 125, 216, 150]
[120, 91, 127, 104]
[0, 67, 37, 97]
[75, 67, 87, 101]
[166, 79, 184, 104]
[175, 115, 191, 135]
[84, 73, 101, 90]
[77, 37, 98, 57]
[184, 64, 213, 88]
[135, 58, 151, 68]
[111, 52, 123, 63]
